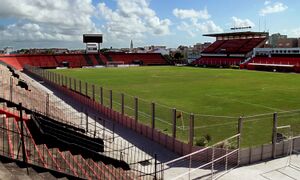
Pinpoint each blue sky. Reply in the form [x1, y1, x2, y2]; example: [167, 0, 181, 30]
[0, 0, 299, 49]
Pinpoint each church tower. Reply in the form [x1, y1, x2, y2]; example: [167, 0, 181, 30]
[130, 40, 133, 52]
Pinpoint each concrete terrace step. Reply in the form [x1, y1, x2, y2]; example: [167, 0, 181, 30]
[50, 148, 75, 176]
[2, 162, 38, 180]
[0, 162, 14, 180]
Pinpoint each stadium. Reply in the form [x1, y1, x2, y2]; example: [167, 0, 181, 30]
[0, 31, 299, 180]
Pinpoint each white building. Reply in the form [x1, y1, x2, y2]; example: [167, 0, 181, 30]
[4, 47, 13, 55]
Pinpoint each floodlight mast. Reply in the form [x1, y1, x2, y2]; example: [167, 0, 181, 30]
[230, 26, 252, 31]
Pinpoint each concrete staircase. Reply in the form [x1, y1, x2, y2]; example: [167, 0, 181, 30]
[0, 160, 68, 180]
[0, 101, 137, 179]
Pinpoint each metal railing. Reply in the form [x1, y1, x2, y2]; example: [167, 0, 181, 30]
[162, 134, 240, 180]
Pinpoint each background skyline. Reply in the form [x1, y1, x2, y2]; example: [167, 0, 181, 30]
[0, 0, 299, 49]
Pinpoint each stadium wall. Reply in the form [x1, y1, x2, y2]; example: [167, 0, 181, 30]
[240, 136, 300, 165]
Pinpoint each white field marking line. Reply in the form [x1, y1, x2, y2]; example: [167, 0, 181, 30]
[193, 121, 238, 129]
[205, 94, 284, 112]
[193, 112, 285, 129]
[193, 114, 237, 119]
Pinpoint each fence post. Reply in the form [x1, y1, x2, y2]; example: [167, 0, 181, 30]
[189, 113, 194, 153]
[151, 102, 155, 139]
[54, 73, 57, 84]
[100, 87, 103, 105]
[60, 74, 63, 86]
[86, 110, 89, 132]
[74, 79, 77, 91]
[47, 71, 50, 81]
[109, 90, 113, 109]
[69, 77, 72, 89]
[121, 93, 125, 115]
[237, 116, 243, 165]
[172, 108, 177, 150]
[134, 97, 138, 125]
[57, 74, 60, 85]
[9, 77, 13, 102]
[211, 147, 215, 179]
[65, 76, 68, 87]
[272, 112, 278, 159]
[92, 84, 95, 101]
[46, 93, 50, 116]
[19, 103, 28, 174]
[85, 82, 88, 96]
[79, 80, 82, 94]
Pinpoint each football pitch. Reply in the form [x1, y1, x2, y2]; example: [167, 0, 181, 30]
[52, 66, 300, 147]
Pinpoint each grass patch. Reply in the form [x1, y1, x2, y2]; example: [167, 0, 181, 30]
[51, 66, 300, 147]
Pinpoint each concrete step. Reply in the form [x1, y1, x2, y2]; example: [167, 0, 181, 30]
[1, 161, 62, 180]
[3, 162, 33, 180]
[73, 154, 96, 178]
[51, 148, 76, 176]
[0, 162, 14, 180]
[37, 171, 59, 180]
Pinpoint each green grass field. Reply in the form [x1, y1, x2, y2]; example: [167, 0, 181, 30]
[52, 66, 300, 147]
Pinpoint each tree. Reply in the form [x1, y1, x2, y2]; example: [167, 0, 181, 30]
[174, 52, 184, 60]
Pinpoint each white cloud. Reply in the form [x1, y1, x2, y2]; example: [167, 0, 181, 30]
[97, 0, 171, 46]
[173, 8, 210, 20]
[291, 28, 300, 37]
[0, 0, 98, 45]
[264, 0, 271, 5]
[173, 7, 222, 37]
[177, 20, 223, 37]
[231, 16, 255, 28]
[260, 2, 288, 16]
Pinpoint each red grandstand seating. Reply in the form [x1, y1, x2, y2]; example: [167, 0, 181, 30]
[193, 57, 243, 66]
[248, 57, 300, 66]
[202, 38, 266, 54]
[55, 54, 87, 68]
[0, 56, 23, 70]
[106, 52, 168, 65]
[239, 38, 266, 53]
[243, 56, 300, 72]
[202, 40, 226, 53]
[0, 52, 167, 70]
